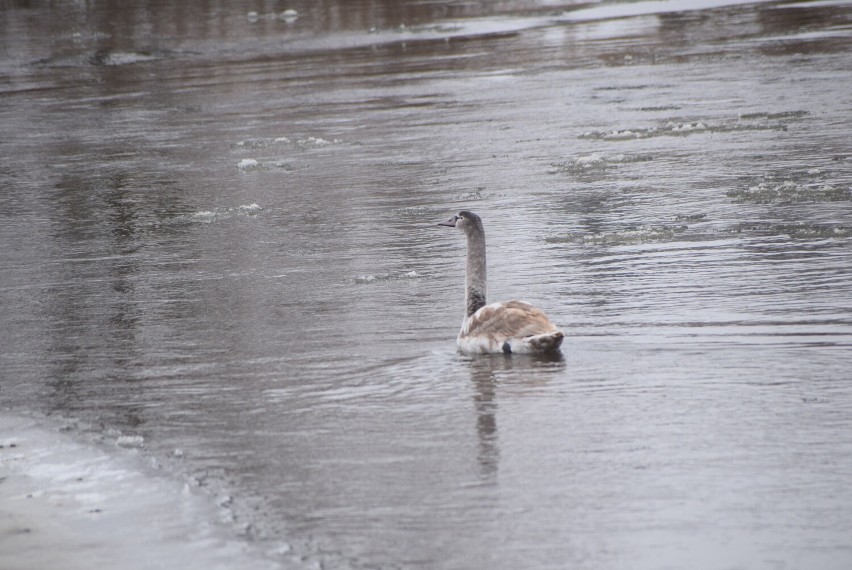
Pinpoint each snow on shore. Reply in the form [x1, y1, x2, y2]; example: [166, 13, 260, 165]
[0, 413, 287, 570]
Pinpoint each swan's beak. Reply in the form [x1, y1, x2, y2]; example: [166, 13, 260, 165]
[438, 216, 457, 228]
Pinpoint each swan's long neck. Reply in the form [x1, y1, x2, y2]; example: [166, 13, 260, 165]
[465, 227, 487, 317]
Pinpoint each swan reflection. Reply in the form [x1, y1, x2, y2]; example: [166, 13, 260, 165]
[466, 352, 566, 478]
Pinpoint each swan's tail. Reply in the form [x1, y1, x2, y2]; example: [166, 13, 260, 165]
[525, 330, 564, 353]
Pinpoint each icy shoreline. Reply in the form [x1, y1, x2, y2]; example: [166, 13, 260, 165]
[0, 413, 286, 570]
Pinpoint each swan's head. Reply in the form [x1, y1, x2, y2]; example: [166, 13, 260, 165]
[438, 210, 483, 235]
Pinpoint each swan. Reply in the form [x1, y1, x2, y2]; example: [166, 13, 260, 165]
[439, 210, 564, 354]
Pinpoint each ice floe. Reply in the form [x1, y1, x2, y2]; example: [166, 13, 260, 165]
[546, 224, 689, 246]
[247, 9, 298, 23]
[728, 180, 851, 204]
[354, 270, 423, 284]
[580, 118, 788, 140]
[549, 152, 653, 175]
[237, 158, 260, 170]
[189, 204, 264, 223]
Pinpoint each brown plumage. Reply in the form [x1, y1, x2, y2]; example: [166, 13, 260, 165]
[464, 300, 558, 339]
[461, 300, 564, 354]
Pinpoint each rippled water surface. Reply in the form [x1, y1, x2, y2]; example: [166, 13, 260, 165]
[2, 1, 852, 568]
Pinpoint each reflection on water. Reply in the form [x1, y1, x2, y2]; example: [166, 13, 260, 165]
[470, 357, 501, 478]
[469, 352, 566, 478]
[1, 0, 852, 569]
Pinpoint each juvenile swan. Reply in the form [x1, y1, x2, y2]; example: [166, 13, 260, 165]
[439, 210, 564, 354]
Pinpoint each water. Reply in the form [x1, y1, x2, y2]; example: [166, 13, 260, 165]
[2, 0, 852, 568]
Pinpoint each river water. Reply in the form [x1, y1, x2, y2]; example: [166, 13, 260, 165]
[2, 1, 852, 569]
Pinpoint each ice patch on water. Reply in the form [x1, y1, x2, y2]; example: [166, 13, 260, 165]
[776, 0, 851, 7]
[549, 152, 653, 175]
[355, 270, 423, 284]
[190, 204, 264, 223]
[235, 139, 268, 149]
[294, 136, 341, 150]
[247, 9, 298, 23]
[450, 187, 507, 201]
[728, 181, 851, 204]
[546, 224, 689, 246]
[233, 156, 296, 172]
[237, 158, 260, 170]
[725, 223, 852, 240]
[235, 136, 342, 152]
[116, 435, 145, 449]
[749, 26, 852, 44]
[668, 121, 707, 132]
[739, 110, 808, 120]
[34, 49, 173, 68]
[673, 213, 709, 222]
[728, 170, 851, 204]
[580, 116, 793, 141]
[91, 51, 163, 66]
[560, 0, 777, 23]
[390, 205, 444, 217]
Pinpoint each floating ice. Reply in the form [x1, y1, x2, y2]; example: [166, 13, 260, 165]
[728, 181, 851, 204]
[270, 161, 297, 171]
[604, 129, 640, 140]
[116, 435, 144, 448]
[237, 158, 259, 170]
[549, 152, 652, 175]
[546, 225, 689, 246]
[92, 51, 164, 66]
[189, 204, 263, 223]
[580, 118, 786, 140]
[294, 136, 341, 150]
[355, 271, 422, 284]
[560, 0, 778, 23]
[667, 121, 707, 132]
[739, 110, 808, 120]
[727, 223, 852, 240]
[269, 542, 292, 555]
[674, 213, 708, 222]
[248, 9, 298, 23]
[576, 153, 606, 166]
[234, 136, 341, 152]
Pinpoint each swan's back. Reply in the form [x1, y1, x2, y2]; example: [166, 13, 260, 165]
[460, 300, 563, 354]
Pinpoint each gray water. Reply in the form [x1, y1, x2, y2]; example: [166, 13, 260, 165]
[2, 0, 852, 568]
